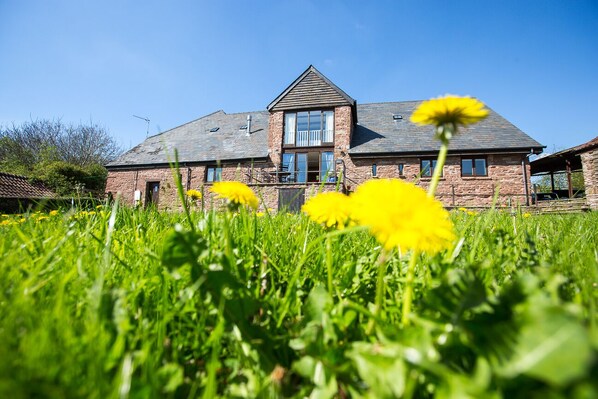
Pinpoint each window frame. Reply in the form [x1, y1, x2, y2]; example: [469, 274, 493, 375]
[281, 149, 335, 183]
[283, 109, 335, 147]
[206, 166, 223, 183]
[461, 156, 488, 177]
[420, 158, 442, 178]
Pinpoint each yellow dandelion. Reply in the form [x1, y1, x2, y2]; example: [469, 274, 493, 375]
[467, 210, 477, 216]
[350, 179, 455, 253]
[186, 189, 203, 200]
[36, 216, 49, 222]
[411, 95, 489, 127]
[523, 212, 531, 218]
[1, 220, 11, 226]
[49, 210, 59, 216]
[210, 181, 258, 209]
[18, 218, 26, 223]
[256, 212, 265, 217]
[302, 192, 353, 229]
[458, 207, 467, 212]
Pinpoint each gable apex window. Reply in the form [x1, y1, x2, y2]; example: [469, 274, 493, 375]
[284, 110, 334, 146]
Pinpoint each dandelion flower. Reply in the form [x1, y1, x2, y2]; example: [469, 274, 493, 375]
[458, 207, 467, 212]
[411, 95, 489, 127]
[49, 210, 59, 216]
[1, 220, 11, 226]
[351, 179, 454, 253]
[210, 181, 259, 209]
[302, 192, 352, 229]
[523, 212, 531, 218]
[186, 189, 203, 201]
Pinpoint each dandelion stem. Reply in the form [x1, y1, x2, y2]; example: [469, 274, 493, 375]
[402, 251, 419, 326]
[326, 233, 333, 295]
[366, 249, 387, 334]
[427, 140, 448, 198]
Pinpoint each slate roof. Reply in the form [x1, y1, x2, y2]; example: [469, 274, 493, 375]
[350, 101, 544, 156]
[107, 110, 269, 167]
[0, 172, 56, 199]
[107, 100, 544, 168]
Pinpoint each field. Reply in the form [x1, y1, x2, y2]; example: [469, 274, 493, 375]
[0, 204, 597, 398]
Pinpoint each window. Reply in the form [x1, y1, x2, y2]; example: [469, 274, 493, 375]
[372, 163, 377, 177]
[461, 157, 487, 176]
[206, 166, 222, 182]
[284, 110, 334, 146]
[421, 158, 442, 177]
[398, 163, 405, 176]
[281, 151, 334, 183]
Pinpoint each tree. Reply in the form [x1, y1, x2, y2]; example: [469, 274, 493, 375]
[0, 119, 122, 196]
[0, 119, 121, 167]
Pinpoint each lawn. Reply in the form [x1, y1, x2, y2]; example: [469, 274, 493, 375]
[0, 204, 597, 398]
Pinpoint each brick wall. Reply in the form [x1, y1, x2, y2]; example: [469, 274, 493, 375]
[580, 148, 598, 210]
[268, 111, 284, 166]
[333, 105, 353, 160]
[342, 153, 530, 207]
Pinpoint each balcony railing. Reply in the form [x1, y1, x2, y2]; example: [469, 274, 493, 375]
[249, 166, 337, 184]
[295, 129, 333, 146]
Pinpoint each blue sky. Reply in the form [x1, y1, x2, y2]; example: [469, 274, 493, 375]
[1, 0, 596, 153]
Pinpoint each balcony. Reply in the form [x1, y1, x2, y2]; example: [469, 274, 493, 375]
[294, 129, 334, 147]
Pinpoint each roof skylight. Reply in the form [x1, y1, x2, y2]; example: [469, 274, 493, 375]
[209, 127, 219, 132]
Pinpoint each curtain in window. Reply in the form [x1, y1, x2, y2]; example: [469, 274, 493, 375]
[323, 111, 334, 142]
[321, 152, 334, 182]
[284, 113, 296, 145]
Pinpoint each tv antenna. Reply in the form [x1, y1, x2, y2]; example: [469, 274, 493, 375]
[133, 115, 150, 137]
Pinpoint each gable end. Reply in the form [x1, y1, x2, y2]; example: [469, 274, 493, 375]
[267, 65, 355, 111]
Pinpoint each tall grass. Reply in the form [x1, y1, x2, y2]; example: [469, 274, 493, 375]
[0, 207, 596, 398]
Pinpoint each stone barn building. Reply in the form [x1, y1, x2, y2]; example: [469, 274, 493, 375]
[106, 65, 544, 211]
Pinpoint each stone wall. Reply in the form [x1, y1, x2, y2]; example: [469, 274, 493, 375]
[267, 111, 284, 166]
[333, 105, 353, 160]
[580, 148, 598, 210]
[341, 153, 531, 207]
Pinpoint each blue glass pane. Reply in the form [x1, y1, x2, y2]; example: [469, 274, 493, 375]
[422, 160, 431, 176]
[297, 112, 308, 132]
[297, 153, 307, 183]
[462, 159, 473, 176]
[308, 111, 321, 131]
[475, 159, 487, 176]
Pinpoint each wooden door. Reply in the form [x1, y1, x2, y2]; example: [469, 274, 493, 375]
[278, 188, 305, 213]
[146, 181, 160, 207]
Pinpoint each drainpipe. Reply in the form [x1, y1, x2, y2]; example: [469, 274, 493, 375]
[522, 154, 530, 206]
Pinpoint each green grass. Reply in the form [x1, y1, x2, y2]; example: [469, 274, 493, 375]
[0, 207, 597, 398]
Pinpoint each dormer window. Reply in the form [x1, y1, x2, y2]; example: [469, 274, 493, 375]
[284, 110, 334, 146]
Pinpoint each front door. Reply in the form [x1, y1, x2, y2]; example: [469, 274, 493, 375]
[146, 181, 160, 207]
[278, 188, 305, 213]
